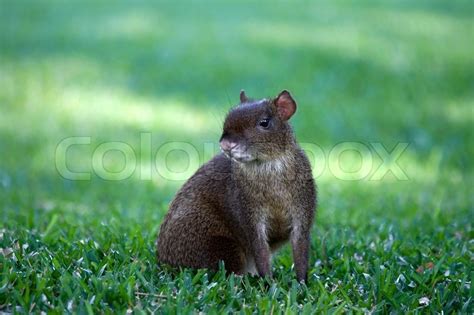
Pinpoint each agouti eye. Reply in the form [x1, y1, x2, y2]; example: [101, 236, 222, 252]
[258, 118, 270, 129]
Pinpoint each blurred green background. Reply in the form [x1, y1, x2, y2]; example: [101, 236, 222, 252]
[0, 0, 473, 313]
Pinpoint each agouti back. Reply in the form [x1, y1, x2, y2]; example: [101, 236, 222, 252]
[157, 90, 316, 282]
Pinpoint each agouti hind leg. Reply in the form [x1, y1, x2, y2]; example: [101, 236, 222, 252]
[207, 236, 246, 274]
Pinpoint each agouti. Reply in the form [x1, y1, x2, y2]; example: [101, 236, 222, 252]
[157, 90, 316, 282]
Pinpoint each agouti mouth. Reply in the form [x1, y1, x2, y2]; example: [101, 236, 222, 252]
[228, 152, 255, 163]
[220, 147, 254, 163]
[230, 155, 254, 163]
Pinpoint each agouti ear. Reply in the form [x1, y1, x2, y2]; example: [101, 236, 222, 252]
[240, 90, 248, 103]
[274, 90, 297, 120]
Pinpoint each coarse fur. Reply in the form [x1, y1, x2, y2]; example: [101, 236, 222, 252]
[157, 90, 317, 282]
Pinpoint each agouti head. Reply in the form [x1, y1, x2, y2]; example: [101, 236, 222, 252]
[220, 90, 298, 163]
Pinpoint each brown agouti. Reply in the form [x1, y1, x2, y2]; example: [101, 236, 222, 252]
[157, 90, 316, 282]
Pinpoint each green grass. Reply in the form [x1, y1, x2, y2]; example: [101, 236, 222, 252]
[1, 0, 473, 313]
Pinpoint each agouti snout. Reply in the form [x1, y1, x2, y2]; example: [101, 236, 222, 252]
[157, 90, 316, 282]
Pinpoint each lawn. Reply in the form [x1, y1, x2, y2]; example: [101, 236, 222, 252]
[0, 0, 473, 313]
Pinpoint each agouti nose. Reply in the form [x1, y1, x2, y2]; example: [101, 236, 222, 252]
[220, 139, 237, 152]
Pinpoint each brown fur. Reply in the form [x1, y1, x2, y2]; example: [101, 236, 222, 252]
[157, 90, 317, 282]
